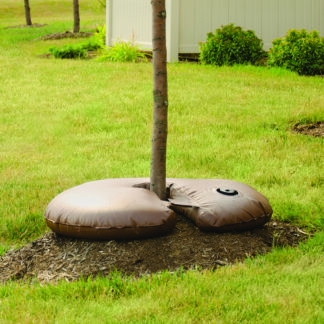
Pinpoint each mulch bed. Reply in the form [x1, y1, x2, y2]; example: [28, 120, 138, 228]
[4, 23, 47, 29]
[292, 121, 324, 138]
[0, 214, 311, 285]
[39, 31, 93, 41]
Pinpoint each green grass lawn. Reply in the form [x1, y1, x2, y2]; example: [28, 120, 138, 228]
[0, 1, 323, 322]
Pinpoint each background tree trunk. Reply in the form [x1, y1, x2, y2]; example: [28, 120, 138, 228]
[24, 0, 32, 26]
[73, 0, 80, 33]
[150, 0, 168, 200]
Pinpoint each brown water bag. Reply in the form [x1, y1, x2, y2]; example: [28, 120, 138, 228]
[168, 178, 272, 232]
[45, 180, 176, 240]
[44, 178, 272, 239]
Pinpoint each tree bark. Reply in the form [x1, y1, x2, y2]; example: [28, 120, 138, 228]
[150, 0, 168, 200]
[24, 0, 32, 26]
[73, 0, 80, 33]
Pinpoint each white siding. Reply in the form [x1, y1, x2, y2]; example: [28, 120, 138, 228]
[107, 0, 152, 49]
[106, 0, 324, 61]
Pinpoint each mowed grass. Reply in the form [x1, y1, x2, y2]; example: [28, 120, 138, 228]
[0, 0, 323, 322]
[1, 233, 324, 323]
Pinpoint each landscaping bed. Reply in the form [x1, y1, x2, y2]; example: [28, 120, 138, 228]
[0, 215, 311, 284]
[39, 31, 93, 40]
[292, 121, 324, 137]
[4, 23, 47, 29]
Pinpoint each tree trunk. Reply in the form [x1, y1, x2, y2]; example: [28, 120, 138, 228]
[73, 0, 80, 33]
[24, 0, 32, 26]
[150, 0, 168, 200]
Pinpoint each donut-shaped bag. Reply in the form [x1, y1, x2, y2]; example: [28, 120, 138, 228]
[44, 178, 272, 239]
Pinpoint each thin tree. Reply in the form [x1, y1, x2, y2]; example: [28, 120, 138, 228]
[150, 0, 168, 200]
[73, 0, 80, 33]
[24, 0, 32, 26]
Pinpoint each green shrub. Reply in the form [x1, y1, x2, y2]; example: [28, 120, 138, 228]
[94, 24, 106, 46]
[97, 40, 148, 63]
[49, 44, 87, 59]
[49, 39, 102, 59]
[82, 39, 103, 51]
[268, 29, 324, 76]
[199, 24, 266, 66]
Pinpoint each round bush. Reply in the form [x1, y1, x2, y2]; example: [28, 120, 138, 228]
[268, 29, 324, 76]
[199, 24, 266, 66]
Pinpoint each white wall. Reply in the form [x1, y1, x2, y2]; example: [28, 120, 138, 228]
[106, 0, 324, 62]
[106, 0, 152, 49]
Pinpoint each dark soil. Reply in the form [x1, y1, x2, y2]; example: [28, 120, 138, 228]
[39, 31, 93, 41]
[0, 215, 312, 285]
[4, 23, 47, 29]
[292, 121, 324, 137]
